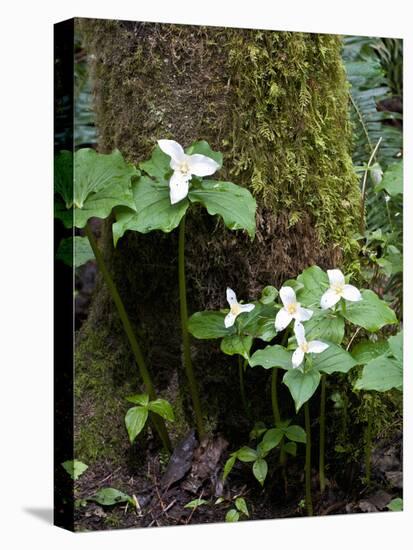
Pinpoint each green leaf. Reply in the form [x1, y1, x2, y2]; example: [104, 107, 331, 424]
[54, 150, 73, 210]
[296, 266, 329, 307]
[188, 311, 233, 339]
[249, 345, 292, 370]
[188, 180, 256, 239]
[386, 497, 403, 511]
[220, 334, 253, 360]
[61, 460, 88, 481]
[237, 302, 279, 341]
[235, 497, 249, 517]
[125, 406, 149, 444]
[148, 399, 175, 422]
[283, 441, 297, 456]
[260, 286, 278, 304]
[237, 447, 258, 462]
[56, 236, 95, 268]
[283, 368, 321, 412]
[113, 176, 188, 244]
[55, 149, 137, 229]
[125, 394, 150, 406]
[89, 488, 132, 506]
[351, 340, 390, 364]
[312, 343, 357, 375]
[303, 310, 345, 345]
[184, 498, 208, 509]
[225, 509, 240, 522]
[261, 428, 284, 453]
[253, 458, 268, 486]
[285, 425, 306, 443]
[223, 454, 237, 480]
[388, 331, 403, 362]
[185, 140, 223, 169]
[139, 144, 171, 183]
[341, 290, 397, 332]
[354, 356, 402, 392]
[249, 421, 267, 440]
[375, 161, 403, 196]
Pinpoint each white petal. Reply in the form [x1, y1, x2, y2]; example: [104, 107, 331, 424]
[224, 312, 236, 328]
[279, 286, 297, 307]
[240, 303, 255, 313]
[308, 340, 329, 354]
[295, 306, 313, 322]
[320, 288, 341, 310]
[226, 287, 237, 306]
[342, 284, 362, 302]
[274, 308, 292, 331]
[294, 322, 307, 346]
[169, 172, 189, 204]
[158, 139, 185, 163]
[187, 154, 219, 177]
[292, 348, 305, 368]
[327, 269, 345, 286]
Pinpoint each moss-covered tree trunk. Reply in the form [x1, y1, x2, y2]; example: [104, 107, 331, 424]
[75, 19, 361, 464]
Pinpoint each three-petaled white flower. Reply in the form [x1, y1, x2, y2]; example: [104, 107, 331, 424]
[224, 288, 255, 328]
[274, 286, 313, 332]
[292, 322, 329, 369]
[158, 139, 220, 205]
[320, 269, 362, 310]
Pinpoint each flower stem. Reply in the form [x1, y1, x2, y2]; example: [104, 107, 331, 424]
[238, 356, 249, 418]
[304, 402, 313, 516]
[178, 216, 205, 438]
[85, 223, 171, 453]
[365, 394, 374, 486]
[319, 374, 326, 494]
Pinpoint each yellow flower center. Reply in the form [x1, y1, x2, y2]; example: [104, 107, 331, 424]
[300, 342, 309, 353]
[331, 283, 344, 295]
[286, 303, 297, 315]
[179, 160, 191, 176]
[230, 303, 242, 316]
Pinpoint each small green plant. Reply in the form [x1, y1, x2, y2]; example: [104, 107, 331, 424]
[225, 497, 249, 522]
[386, 497, 403, 512]
[125, 394, 175, 444]
[61, 459, 88, 480]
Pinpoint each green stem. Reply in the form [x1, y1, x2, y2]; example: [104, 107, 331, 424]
[178, 216, 205, 438]
[238, 356, 249, 418]
[365, 394, 374, 486]
[85, 223, 171, 453]
[319, 374, 326, 494]
[304, 402, 313, 516]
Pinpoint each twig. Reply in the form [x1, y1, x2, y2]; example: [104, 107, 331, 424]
[185, 490, 204, 525]
[346, 327, 362, 351]
[360, 137, 382, 232]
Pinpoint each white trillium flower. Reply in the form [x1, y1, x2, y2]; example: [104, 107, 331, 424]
[292, 322, 329, 369]
[274, 286, 313, 332]
[158, 139, 220, 205]
[320, 269, 362, 310]
[224, 288, 255, 328]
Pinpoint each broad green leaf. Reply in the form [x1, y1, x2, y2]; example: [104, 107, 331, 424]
[283, 368, 321, 412]
[185, 140, 223, 169]
[388, 331, 403, 362]
[375, 161, 403, 196]
[237, 302, 279, 341]
[261, 428, 284, 453]
[55, 149, 137, 229]
[56, 236, 95, 268]
[184, 498, 208, 509]
[296, 266, 329, 307]
[249, 345, 293, 370]
[61, 459, 88, 481]
[125, 406, 149, 443]
[354, 356, 402, 392]
[312, 343, 357, 375]
[220, 334, 253, 360]
[237, 447, 258, 462]
[341, 290, 397, 332]
[225, 509, 240, 522]
[223, 454, 237, 480]
[113, 176, 189, 244]
[351, 340, 389, 364]
[387, 497, 403, 511]
[253, 458, 268, 486]
[303, 310, 345, 345]
[188, 180, 256, 239]
[260, 286, 278, 304]
[188, 311, 234, 339]
[283, 441, 297, 456]
[54, 150, 73, 210]
[285, 425, 306, 443]
[139, 144, 171, 183]
[148, 399, 175, 422]
[235, 497, 249, 517]
[125, 394, 150, 406]
[89, 488, 132, 506]
[249, 421, 267, 440]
